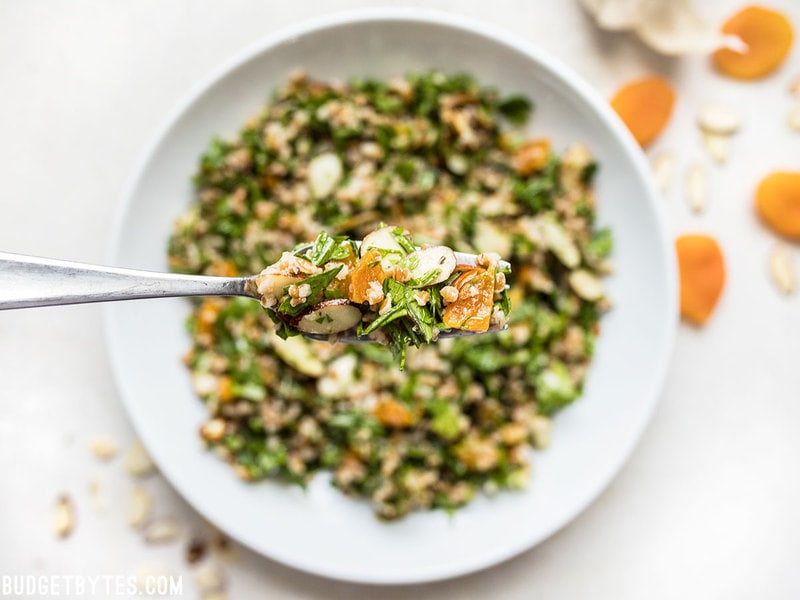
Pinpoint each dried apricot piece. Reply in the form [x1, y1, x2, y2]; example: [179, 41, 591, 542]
[676, 234, 726, 326]
[373, 398, 415, 428]
[610, 76, 676, 147]
[512, 138, 551, 176]
[442, 268, 495, 332]
[712, 6, 794, 80]
[348, 248, 386, 304]
[755, 171, 800, 239]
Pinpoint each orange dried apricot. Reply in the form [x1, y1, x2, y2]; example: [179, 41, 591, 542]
[712, 6, 794, 80]
[755, 171, 800, 239]
[348, 248, 386, 304]
[217, 375, 234, 403]
[512, 138, 551, 176]
[676, 235, 726, 326]
[442, 268, 495, 332]
[195, 299, 221, 336]
[610, 76, 676, 147]
[373, 398, 415, 428]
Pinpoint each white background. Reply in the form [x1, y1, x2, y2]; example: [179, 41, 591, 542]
[1, 1, 799, 598]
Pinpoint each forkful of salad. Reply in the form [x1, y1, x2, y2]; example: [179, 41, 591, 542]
[0, 225, 511, 355]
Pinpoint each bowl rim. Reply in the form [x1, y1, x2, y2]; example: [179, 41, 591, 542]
[105, 6, 678, 584]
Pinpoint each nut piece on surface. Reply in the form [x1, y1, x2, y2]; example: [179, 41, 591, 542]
[685, 163, 709, 213]
[89, 436, 118, 461]
[697, 103, 742, 135]
[769, 244, 797, 295]
[788, 103, 800, 132]
[125, 440, 156, 478]
[54, 495, 74, 538]
[142, 517, 180, 544]
[701, 132, 730, 165]
[651, 151, 676, 193]
[129, 486, 153, 530]
[88, 478, 105, 512]
[194, 562, 226, 595]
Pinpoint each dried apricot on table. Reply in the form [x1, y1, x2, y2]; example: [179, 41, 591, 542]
[676, 234, 726, 326]
[712, 5, 794, 80]
[755, 171, 800, 240]
[610, 76, 676, 147]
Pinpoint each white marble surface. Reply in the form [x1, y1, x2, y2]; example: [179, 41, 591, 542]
[1, 1, 799, 598]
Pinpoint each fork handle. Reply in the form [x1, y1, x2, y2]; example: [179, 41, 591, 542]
[0, 252, 252, 310]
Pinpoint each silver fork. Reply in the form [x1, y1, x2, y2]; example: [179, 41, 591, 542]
[0, 251, 509, 342]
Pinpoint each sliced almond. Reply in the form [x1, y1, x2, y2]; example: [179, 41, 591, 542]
[769, 244, 797, 295]
[697, 103, 742, 135]
[651, 152, 676, 193]
[529, 415, 552, 450]
[194, 563, 226, 594]
[789, 76, 800, 97]
[88, 478, 105, 512]
[540, 216, 580, 268]
[199, 419, 226, 443]
[54, 495, 74, 538]
[125, 440, 156, 478]
[307, 152, 342, 199]
[701, 132, 731, 165]
[135, 566, 172, 593]
[294, 300, 362, 335]
[788, 103, 800, 132]
[142, 517, 180, 544]
[406, 246, 457, 287]
[568, 269, 605, 301]
[89, 436, 118, 461]
[268, 331, 325, 377]
[685, 163, 709, 214]
[129, 486, 153, 529]
[360, 227, 404, 257]
[255, 272, 304, 300]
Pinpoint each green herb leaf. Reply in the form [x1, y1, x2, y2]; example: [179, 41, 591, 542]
[497, 95, 533, 125]
[277, 265, 343, 317]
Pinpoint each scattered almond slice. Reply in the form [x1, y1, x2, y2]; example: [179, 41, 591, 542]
[89, 436, 118, 461]
[125, 440, 156, 478]
[307, 152, 342, 198]
[686, 163, 709, 213]
[788, 103, 800, 132]
[701, 132, 731, 164]
[142, 517, 180, 544]
[135, 566, 173, 593]
[789, 75, 800, 96]
[129, 486, 153, 529]
[194, 563, 226, 595]
[651, 152, 676, 193]
[697, 103, 742, 135]
[88, 478, 105, 512]
[769, 244, 797, 294]
[54, 495, 74, 538]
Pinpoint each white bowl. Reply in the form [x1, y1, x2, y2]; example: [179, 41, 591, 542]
[105, 8, 677, 585]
